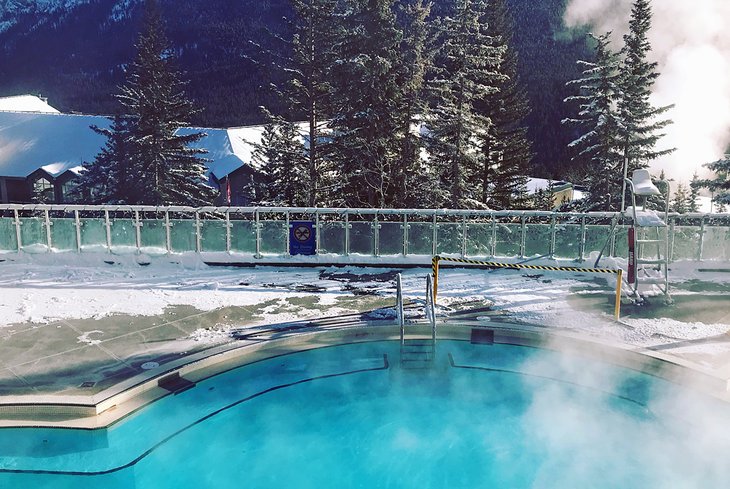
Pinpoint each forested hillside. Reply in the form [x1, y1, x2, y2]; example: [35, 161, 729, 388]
[0, 0, 590, 176]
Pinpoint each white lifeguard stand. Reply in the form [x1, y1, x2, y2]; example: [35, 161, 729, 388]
[623, 169, 671, 302]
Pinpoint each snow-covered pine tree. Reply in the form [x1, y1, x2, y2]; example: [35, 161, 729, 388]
[688, 172, 700, 213]
[252, 115, 308, 206]
[425, 0, 505, 208]
[617, 0, 674, 209]
[116, 0, 216, 206]
[391, 0, 435, 208]
[328, 0, 405, 208]
[265, 0, 341, 207]
[478, 0, 531, 210]
[563, 32, 623, 211]
[695, 155, 730, 208]
[74, 116, 134, 204]
[671, 182, 690, 214]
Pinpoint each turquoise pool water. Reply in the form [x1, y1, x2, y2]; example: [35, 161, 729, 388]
[2, 339, 730, 488]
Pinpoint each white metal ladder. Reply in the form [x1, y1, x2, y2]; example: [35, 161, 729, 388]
[397, 274, 436, 369]
[624, 170, 671, 303]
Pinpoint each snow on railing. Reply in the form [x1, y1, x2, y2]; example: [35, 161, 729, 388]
[0, 205, 728, 263]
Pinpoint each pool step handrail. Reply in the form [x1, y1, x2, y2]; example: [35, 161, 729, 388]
[426, 274, 436, 340]
[396, 273, 405, 343]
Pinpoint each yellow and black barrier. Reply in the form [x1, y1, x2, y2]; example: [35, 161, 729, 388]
[431, 255, 624, 320]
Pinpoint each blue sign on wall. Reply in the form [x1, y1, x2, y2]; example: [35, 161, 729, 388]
[289, 221, 316, 255]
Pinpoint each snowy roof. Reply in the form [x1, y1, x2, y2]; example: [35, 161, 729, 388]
[0, 111, 268, 180]
[0, 95, 60, 114]
[0, 111, 109, 178]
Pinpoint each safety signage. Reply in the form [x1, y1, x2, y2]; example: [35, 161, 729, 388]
[289, 221, 316, 255]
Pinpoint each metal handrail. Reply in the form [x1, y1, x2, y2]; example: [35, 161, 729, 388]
[396, 273, 405, 343]
[425, 274, 436, 339]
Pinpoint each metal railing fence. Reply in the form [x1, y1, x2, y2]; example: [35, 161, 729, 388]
[1, 205, 728, 262]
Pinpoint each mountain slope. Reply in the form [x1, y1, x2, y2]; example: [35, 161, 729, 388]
[0, 0, 589, 175]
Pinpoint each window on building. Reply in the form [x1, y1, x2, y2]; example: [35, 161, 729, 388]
[32, 177, 54, 203]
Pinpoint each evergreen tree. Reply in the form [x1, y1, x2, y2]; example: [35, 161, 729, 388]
[252, 116, 308, 205]
[75, 117, 134, 204]
[671, 182, 690, 214]
[688, 172, 700, 213]
[391, 0, 435, 208]
[116, 0, 216, 205]
[617, 0, 674, 209]
[478, 0, 531, 209]
[424, 0, 505, 208]
[328, 0, 405, 208]
[269, 0, 341, 207]
[563, 32, 623, 211]
[695, 155, 730, 208]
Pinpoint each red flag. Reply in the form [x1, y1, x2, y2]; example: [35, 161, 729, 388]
[226, 177, 231, 206]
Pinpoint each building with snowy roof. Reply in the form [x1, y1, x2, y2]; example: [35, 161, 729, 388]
[0, 100, 273, 204]
[525, 177, 586, 209]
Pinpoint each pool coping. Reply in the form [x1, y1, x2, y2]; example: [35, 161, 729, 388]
[1, 319, 728, 429]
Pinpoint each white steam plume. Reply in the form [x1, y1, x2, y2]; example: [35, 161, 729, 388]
[564, 0, 730, 185]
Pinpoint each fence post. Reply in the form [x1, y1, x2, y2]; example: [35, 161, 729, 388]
[373, 212, 380, 257]
[165, 210, 172, 254]
[44, 209, 52, 252]
[134, 210, 142, 253]
[490, 213, 497, 257]
[13, 209, 22, 252]
[74, 209, 82, 253]
[461, 215, 468, 257]
[697, 216, 705, 261]
[195, 210, 202, 254]
[254, 209, 261, 259]
[104, 209, 112, 252]
[225, 210, 232, 254]
[549, 214, 556, 258]
[402, 214, 409, 256]
[344, 211, 350, 256]
[579, 215, 586, 261]
[431, 213, 438, 256]
[315, 210, 321, 255]
[519, 214, 526, 258]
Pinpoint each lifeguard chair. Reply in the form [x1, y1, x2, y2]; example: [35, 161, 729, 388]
[623, 169, 671, 303]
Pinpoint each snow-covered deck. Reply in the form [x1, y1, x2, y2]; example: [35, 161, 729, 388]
[0, 253, 728, 426]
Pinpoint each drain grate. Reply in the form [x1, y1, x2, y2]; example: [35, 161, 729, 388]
[79, 381, 96, 388]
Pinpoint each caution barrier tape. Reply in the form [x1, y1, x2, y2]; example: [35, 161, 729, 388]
[431, 255, 624, 320]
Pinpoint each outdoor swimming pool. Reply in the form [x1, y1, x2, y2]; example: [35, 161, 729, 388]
[2, 338, 730, 488]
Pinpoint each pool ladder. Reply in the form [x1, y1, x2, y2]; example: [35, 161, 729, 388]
[397, 274, 436, 369]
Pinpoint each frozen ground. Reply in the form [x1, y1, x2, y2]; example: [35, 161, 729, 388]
[2, 253, 729, 344]
[0, 252, 729, 395]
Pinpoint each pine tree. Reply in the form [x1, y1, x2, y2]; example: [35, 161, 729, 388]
[75, 116, 134, 204]
[563, 32, 623, 211]
[672, 182, 690, 214]
[617, 0, 674, 210]
[391, 0, 435, 208]
[695, 155, 730, 208]
[424, 0, 505, 208]
[252, 115, 307, 206]
[688, 172, 700, 213]
[116, 0, 216, 206]
[328, 0, 405, 208]
[269, 0, 341, 207]
[478, 0, 531, 209]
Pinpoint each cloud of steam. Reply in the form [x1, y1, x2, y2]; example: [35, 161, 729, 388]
[564, 0, 730, 185]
